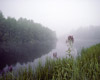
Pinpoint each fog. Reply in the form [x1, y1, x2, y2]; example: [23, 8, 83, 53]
[0, 0, 100, 75]
[4, 26, 100, 76]
[0, 0, 100, 37]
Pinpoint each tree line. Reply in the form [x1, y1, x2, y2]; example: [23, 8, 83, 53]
[0, 11, 57, 70]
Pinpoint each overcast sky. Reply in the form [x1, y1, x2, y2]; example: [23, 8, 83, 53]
[0, 0, 100, 37]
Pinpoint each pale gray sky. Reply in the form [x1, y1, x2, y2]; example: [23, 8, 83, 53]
[0, 0, 100, 37]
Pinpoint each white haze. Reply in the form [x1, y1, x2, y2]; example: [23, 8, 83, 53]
[0, 0, 100, 76]
[10, 36, 78, 76]
[0, 0, 100, 37]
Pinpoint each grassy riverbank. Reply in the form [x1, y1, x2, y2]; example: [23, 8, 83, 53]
[0, 43, 100, 80]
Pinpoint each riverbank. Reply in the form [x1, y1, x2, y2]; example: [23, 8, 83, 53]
[0, 43, 100, 80]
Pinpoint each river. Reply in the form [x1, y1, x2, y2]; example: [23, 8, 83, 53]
[3, 36, 100, 76]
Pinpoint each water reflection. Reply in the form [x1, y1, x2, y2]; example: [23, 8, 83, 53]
[3, 37, 100, 76]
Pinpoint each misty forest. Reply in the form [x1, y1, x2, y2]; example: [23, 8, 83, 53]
[0, 12, 57, 69]
[0, 0, 100, 80]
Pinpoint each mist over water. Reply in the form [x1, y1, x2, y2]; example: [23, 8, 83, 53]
[0, 0, 100, 78]
[12, 35, 99, 75]
[1, 25, 100, 77]
[12, 36, 77, 76]
[2, 32, 100, 77]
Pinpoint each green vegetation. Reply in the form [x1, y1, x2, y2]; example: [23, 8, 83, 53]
[0, 43, 100, 80]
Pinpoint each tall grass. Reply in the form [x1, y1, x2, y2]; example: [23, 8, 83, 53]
[0, 44, 100, 80]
